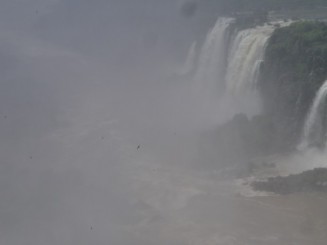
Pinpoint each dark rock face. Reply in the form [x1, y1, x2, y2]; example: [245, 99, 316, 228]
[259, 21, 327, 149]
[197, 113, 277, 172]
[252, 168, 327, 194]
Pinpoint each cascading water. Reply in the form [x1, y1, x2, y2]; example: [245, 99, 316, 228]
[299, 80, 327, 149]
[193, 17, 234, 97]
[219, 24, 275, 118]
[225, 25, 274, 93]
[189, 18, 292, 123]
[179, 41, 197, 76]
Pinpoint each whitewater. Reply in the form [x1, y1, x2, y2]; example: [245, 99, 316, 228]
[300, 80, 327, 149]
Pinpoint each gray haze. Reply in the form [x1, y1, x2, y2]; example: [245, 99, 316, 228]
[1, 1, 327, 245]
[0, 1, 214, 244]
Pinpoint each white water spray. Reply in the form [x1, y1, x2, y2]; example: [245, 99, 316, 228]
[300, 80, 327, 149]
[179, 41, 197, 76]
[193, 17, 234, 97]
[218, 24, 274, 118]
[225, 25, 274, 94]
[192, 19, 292, 122]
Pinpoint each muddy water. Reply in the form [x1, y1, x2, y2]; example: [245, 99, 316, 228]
[9, 113, 326, 245]
[123, 156, 327, 245]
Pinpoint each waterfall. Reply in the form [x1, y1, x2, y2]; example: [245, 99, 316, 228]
[300, 80, 327, 149]
[193, 17, 234, 97]
[225, 25, 274, 94]
[218, 24, 274, 118]
[179, 41, 197, 76]
[191, 18, 291, 122]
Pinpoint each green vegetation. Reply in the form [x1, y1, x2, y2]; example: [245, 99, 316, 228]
[198, 1, 327, 40]
[265, 21, 327, 84]
[259, 21, 327, 148]
[203, 0, 327, 14]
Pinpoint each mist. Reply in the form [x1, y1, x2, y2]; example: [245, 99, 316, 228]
[0, 1, 222, 244]
[2, 1, 327, 244]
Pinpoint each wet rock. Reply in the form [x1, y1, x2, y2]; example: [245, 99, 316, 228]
[252, 168, 327, 194]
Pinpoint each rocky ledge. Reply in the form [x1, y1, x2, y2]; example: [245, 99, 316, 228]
[252, 168, 327, 194]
